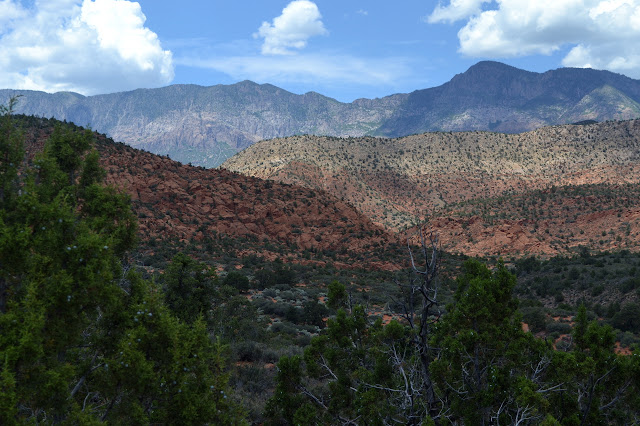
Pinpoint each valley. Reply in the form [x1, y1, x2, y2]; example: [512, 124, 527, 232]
[5, 112, 640, 424]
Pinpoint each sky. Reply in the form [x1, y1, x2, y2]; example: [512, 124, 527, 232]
[1, 0, 640, 102]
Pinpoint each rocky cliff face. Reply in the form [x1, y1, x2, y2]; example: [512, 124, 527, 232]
[4, 61, 640, 167]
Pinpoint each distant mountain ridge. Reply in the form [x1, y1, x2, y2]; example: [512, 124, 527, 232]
[377, 62, 640, 135]
[3, 61, 640, 167]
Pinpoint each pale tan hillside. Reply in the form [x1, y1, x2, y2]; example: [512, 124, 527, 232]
[223, 119, 640, 232]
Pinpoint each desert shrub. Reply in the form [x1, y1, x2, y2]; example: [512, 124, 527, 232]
[568, 267, 580, 280]
[545, 321, 573, 334]
[285, 305, 302, 323]
[620, 277, 640, 294]
[519, 298, 544, 308]
[301, 299, 329, 328]
[610, 303, 640, 333]
[617, 331, 639, 348]
[224, 270, 251, 292]
[280, 290, 296, 301]
[270, 321, 299, 336]
[253, 299, 290, 318]
[254, 268, 277, 289]
[516, 256, 541, 275]
[520, 306, 548, 333]
[262, 288, 277, 298]
[234, 341, 265, 362]
[274, 283, 292, 291]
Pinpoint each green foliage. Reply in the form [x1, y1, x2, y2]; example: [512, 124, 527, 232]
[223, 270, 251, 292]
[516, 255, 541, 275]
[0, 111, 245, 424]
[163, 252, 217, 324]
[301, 298, 329, 328]
[0, 97, 23, 211]
[266, 305, 410, 424]
[327, 279, 348, 311]
[520, 306, 548, 333]
[265, 256, 640, 424]
[264, 355, 308, 425]
[552, 304, 640, 424]
[611, 302, 640, 333]
[253, 259, 296, 289]
[431, 259, 551, 424]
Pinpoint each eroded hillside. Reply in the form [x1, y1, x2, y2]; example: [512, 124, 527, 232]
[18, 116, 397, 268]
[224, 119, 640, 257]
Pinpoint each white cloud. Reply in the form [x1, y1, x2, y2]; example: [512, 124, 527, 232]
[254, 0, 328, 55]
[427, 0, 640, 78]
[426, 0, 490, 23]
[0, 0, 27, 33]
[0, 0, 173, 95]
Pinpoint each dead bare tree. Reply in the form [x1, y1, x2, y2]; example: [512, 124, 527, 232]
[395, 227, 443, 423]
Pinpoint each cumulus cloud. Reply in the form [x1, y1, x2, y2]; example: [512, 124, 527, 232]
[427, 0, 640, 78]
[254, 0, 328, 55]
[0, 0, 174, 95]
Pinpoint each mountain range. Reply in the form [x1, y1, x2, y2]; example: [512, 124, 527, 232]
[3, 61, 640, 167]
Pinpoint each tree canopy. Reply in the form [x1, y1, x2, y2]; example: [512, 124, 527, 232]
[0, 102, 245, 424]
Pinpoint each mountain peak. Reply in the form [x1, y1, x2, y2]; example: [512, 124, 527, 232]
[467, 60, 523, 72]
[452, 61, 536, 84]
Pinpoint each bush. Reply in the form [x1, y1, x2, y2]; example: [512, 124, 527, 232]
[520, 307, 548, 333]
[224, 271, 251, 292]
[620, 277, 640, 294]
[610, 303, 640, 333]
[519, 298, 543, 308]
[545, 321, 573, 335]
[618, 331, 639, 348]
[301, 299, 329, 328]
[234, 341, 264, 362]
[516, 256, 540, 275]
[270, 321, 299, 335]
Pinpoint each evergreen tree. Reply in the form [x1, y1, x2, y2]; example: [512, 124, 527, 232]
[430, 259, 554, 425]
[548, 304, 640, 424]
[0, 108, 246, 424]
[163, 252, 217, 324]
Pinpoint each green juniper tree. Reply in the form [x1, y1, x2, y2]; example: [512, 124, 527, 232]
[548, 304, 640, 425]
[430, 259, 555, 425]
[0, 105, 245, 424]
[163, 252, 218, 324]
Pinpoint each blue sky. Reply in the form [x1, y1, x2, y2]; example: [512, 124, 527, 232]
[1, 0, 640, 102]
